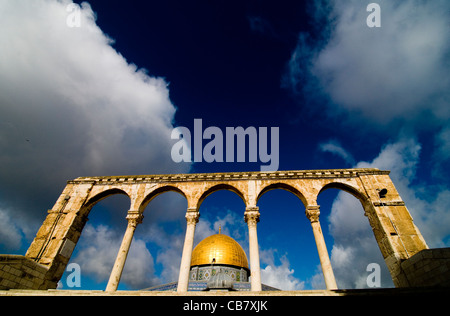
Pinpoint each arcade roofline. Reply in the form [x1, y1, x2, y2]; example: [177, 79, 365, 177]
[69, 168, 389, 184]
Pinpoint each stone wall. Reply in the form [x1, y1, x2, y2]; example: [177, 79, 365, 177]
[0, 255, 54, 290]
[401, 248, 450, 287]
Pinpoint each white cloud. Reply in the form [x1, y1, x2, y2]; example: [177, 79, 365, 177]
[319, 140, 355, 165]
[309, 264, 325, 289]
[71, 224, 160, 289]
[124, 238, 160, 288]
[260, 249, 305, 291]
[327, 191, 393, 288]
[298, 0, 450, 125]
[288, 0, 450, 165]
[289, 1, 450, 288]
[70, 224, 120, 283]
[354, 137, 450, 247]
[356, 138, 421, 181]
[137, 221, 185, 284]
[0, 0, 190, 251]
[319, 137, 450, 288]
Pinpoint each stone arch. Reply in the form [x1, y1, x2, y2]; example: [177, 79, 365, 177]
[316, 181, 393, 288]
[82, 187, 131, 217]
[317, 181, 370, 210]
[256, 182, 308, 208]
[255, 182, 317, 289]
[196, 183, 247, 212]
[139, 185, 188, 214]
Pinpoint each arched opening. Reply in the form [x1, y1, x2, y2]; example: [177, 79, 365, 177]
[317, 184, 394, 289]
[318, 182, 369, 209]
[257, 186, 317, 290]
[257, 182, 308, 208]
[82, 188, 130, 216]
[134, 188, 188, 290]
[196, 183, 246, 211]
[196, 187, 247, 245]
[194, 187, 249, 287]
[59, 191, 131, 290]
[139, 185, 187, 213]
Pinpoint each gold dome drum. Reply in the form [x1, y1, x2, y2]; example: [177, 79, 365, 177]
[190, 233, 249, 269]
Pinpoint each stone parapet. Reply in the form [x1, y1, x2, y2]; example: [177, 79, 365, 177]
[400, 248, 450, 287]
[0, 255, 53, 290]
[69, 168, 388, 185]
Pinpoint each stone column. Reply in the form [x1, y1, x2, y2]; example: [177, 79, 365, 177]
[306, 206, 337, 290]
[177, 208, 200, 292]
[105, 211, 143, 292]
[245, 207, 262, 291]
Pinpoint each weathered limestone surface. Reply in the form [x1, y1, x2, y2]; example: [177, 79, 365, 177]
[400, 248, 450, 287]
[3, 168, 433, 290]
[0, 255, 52, 290]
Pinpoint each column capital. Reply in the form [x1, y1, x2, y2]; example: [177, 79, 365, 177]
[244, 208, 260, 226]
[185, 210, 200, 225]
[305, 205, 320, 223]
[126, 211, 144, 227]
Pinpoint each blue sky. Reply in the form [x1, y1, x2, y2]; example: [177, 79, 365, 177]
[0, 0, 449, 291]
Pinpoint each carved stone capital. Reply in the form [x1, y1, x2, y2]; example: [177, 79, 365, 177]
[126, 211, 144, 228]
[185, 211, 200, 225]
[244, 208, 260, 227]
[305, 206, 320, 223]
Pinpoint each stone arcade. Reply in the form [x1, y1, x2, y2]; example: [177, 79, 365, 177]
[1, 168, 449, 292]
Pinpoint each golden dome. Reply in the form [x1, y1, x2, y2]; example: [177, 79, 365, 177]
[190, 232, 248, 269]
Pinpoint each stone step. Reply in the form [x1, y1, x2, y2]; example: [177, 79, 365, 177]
[0, 289, 337, 296]
[1, 287, 449, 296]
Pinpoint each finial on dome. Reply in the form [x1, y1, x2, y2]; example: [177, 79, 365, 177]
[219, 226, 221, 234]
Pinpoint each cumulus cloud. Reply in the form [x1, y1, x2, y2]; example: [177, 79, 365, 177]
[260, 249, 305, 290]
[327, 190, 393, 288]
[354, 137, 450, 248]
[70, 224, 160, 289]
[135, 220, 185, 285]
[0, 0, 190, 250]
[319, 137, 450, 288]
[289, 1, 450, 288]
[289, 0, 450, 127]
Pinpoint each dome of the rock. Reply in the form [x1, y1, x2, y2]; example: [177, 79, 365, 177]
[143, 228, 280, 291]
[190, 232, 248, 269]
